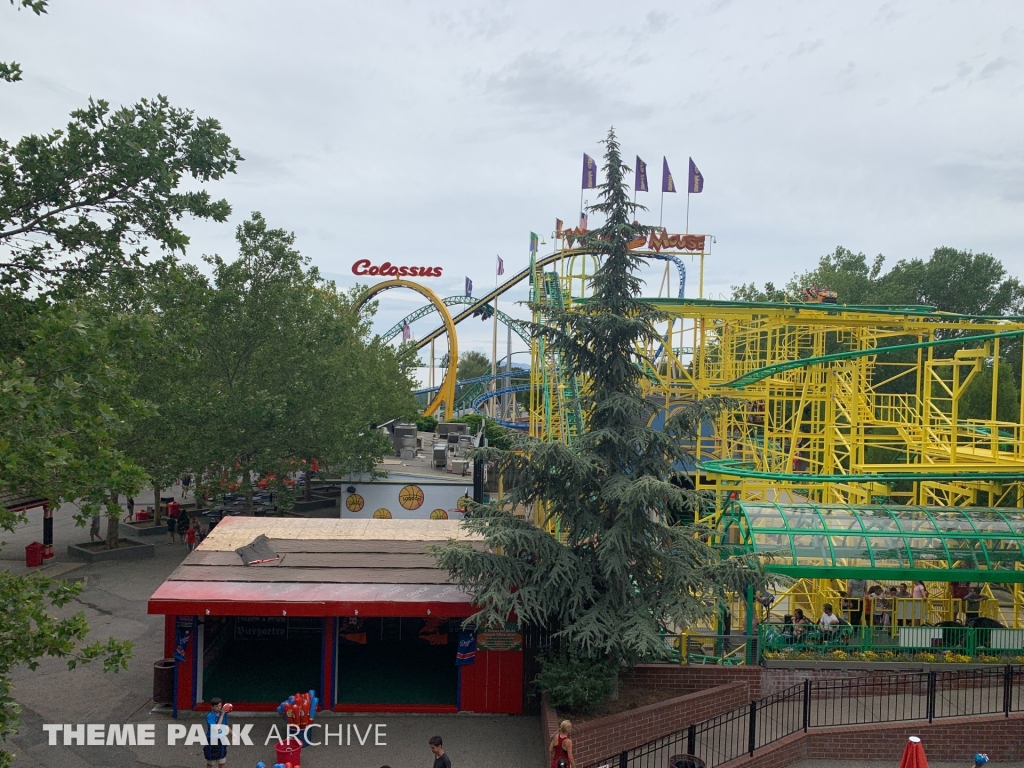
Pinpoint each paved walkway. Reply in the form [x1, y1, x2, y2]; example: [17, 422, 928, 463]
[1, 489, 545, 767]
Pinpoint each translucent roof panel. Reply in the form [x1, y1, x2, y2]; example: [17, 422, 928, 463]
[722, 502, 1024, 582]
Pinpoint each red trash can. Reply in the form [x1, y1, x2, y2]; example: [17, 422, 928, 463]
[274, 737, 302, 765]
[25, 542, 42, 567]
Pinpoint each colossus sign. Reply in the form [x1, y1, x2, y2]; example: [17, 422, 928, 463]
[352, 259, 443, 278]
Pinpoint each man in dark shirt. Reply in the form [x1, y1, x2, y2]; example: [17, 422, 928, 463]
[429, 735, 451, 768]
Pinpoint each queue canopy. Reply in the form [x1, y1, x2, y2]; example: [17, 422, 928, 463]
[719, 501, 1024, 583]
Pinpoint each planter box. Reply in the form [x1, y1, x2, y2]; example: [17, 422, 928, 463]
[762, 659, 1007, 672]
[67, 538, 155, 562]
[121, 521, 167, 537]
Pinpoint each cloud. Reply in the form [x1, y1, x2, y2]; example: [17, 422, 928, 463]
[643, 10, 671, 32]
[483, 52, 649, 119]
[978, 56, 1013, 80]
[790, 39, 824, 58]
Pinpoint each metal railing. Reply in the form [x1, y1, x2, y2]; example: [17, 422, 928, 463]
[664, 633, 758, 666]
[760, 622, 1024, 658]
[586, 666, 1024, 768]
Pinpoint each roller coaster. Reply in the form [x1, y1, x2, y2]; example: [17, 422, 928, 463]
[356, 227, 1024, 631]
[358, 227, 1024, 515]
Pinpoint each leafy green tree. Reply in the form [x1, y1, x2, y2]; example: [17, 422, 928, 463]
[0, 95, 239, 761]
[0, 571, 131, 766]
[1, 96, 241, 291]
[434, 129, 765, 666]
[959, 362, 1021, 423]
[456, 351, 491, 381]
[186, 213, 416, 511]
[732, 246, 1023, 315]
[1, 0, 47, 83]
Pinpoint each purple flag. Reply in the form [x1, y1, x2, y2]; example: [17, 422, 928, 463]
[465, 276, 473, 297]
[582, 153, 597, 189]
[496, 255, 504, 276]
[662, 157, 676, 193]
[688, 157, 704, 193]
[402, 321, 411, 341]
[635, 155, 648, 192]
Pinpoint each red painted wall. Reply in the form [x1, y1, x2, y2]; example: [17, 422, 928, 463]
[459, 650, 523, 714]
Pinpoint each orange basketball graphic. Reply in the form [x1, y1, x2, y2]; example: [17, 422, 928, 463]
[398, 485, 425, 510]
[373, 508, 392, 519]
[345, 493, 365, 512]
[430, 509, 448, 520]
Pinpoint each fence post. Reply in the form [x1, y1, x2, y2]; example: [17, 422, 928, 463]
[1005, 665, 1012, 718]
[748, 700, 757, 756]
[803, 679, 812, 731]
[618, 750, 628, 768]
[687, 724, 696, 756]
[926, 671, 936, 722]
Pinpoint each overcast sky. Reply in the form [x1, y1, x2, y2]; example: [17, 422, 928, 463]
[3, 1, 1022, 376]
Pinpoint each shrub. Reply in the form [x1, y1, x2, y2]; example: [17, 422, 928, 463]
[537, 651, 617, 715]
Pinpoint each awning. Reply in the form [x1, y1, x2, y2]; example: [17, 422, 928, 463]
[147, 581, 475, 617]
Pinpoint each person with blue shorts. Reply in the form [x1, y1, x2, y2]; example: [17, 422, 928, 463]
[205, 697, 231, 767]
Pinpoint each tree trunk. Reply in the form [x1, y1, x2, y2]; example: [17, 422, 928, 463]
[304, 458, 312, 502]
[106, 492, 120, 550]
[246, 486, 254, 516]
[153, 479, 162, 525]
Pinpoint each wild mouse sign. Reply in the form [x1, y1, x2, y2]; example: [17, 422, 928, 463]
[351, 259, 443, 278]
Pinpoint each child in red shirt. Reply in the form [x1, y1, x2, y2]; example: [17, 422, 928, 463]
[186, 520, 198, 551]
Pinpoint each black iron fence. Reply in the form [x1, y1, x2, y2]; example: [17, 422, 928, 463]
[586, 665, 1024, 768]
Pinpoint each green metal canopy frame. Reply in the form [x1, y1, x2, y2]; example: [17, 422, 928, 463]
[719, 500, 1024, 583]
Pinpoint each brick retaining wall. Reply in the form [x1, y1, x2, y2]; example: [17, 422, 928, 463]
[541, 682, 751, 768]
[629, 664, 763, 699]
[720, 712, 1024, 768]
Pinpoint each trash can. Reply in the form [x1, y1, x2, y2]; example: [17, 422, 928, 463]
[153, 658, 175, 704]
[669, 756, 706, 768]
[274, 737, 302, 765]
[25, 542, 42, 568]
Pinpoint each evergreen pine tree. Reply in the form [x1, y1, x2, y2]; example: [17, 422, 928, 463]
[434, 128, 765, 664]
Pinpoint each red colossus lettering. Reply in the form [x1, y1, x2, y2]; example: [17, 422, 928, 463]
[353, 261, 440, 277]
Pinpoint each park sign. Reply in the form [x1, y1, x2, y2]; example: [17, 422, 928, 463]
[351, 259, 443, 278]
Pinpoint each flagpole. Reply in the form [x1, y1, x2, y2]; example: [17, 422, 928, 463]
[686, 191, 690, 234]
[659, 188, 664, 228]
[491, 256, 499, 419]
[579, 188, 585, 229]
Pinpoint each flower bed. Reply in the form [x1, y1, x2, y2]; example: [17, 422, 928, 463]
[763, 648, 1024, 665]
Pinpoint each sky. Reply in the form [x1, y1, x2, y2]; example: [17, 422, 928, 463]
[2, 1, 1023, 382]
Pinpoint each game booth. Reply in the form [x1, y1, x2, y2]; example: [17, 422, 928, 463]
[147, 518, 523, 714]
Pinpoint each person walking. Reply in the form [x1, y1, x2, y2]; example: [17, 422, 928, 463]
[186, 520, 198, 551]
[429, 736, 451, 768]
[125, 496, 135, 522]
[166, 498, 180, 544]
[89, 513, 102, 542]
[549, 720, 575, 768]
